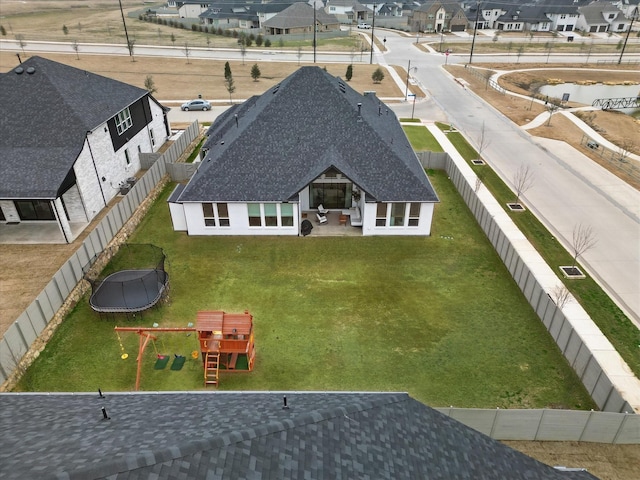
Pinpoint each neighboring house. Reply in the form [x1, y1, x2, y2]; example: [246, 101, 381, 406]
[577, 2, 631, 33]
[0, 57, 170, 243]
[0, 391, 598, 479]
[410, 0, 468, 33]
[541, 4, 582, 32]
[199, 0, 294, 30]
[177, 0, 214, 18]
[325, 0, 372, 24]
[168, 66, 439, 237]
[263, 2, 340, 34]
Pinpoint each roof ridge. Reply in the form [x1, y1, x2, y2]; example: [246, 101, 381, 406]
[70, 393, 410, 478]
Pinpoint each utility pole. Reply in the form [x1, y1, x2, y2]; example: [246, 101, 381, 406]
[405, 59, 411, 99]
[313, 1, 317, 63]
[118, 0, 132, 58]
[469, 1, 480, 64]
[618, 6, 637, 65]
[369, 7, 376, 64]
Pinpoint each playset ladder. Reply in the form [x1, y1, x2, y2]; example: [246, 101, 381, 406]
[204, 352, 220, 387]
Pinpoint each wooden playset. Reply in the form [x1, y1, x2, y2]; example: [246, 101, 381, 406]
[195, 310, 256, 387]
[114, 309, 255, 390]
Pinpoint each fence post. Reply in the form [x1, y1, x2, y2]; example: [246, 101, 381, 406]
[612, 413, 630, 444]
[578, 409, 594, 442]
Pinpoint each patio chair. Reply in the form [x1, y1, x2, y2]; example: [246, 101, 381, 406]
[318, 204, 329, 215]
[316, 213, 328, 225]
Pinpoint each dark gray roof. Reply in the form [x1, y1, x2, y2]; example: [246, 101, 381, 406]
[264, 2, 339, 28]
[176, 67, 438, 204]
[0, 56, 148, 199]
[0, 391, 597, 480]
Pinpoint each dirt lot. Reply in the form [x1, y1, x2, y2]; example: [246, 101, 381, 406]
[0, 30, 640, 480]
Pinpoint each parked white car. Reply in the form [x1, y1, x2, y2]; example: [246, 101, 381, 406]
[357, 23, 371, 29]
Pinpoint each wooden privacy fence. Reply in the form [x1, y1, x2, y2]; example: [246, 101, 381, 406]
[0, 121, 200, 386]
[436, 407, 638, 443]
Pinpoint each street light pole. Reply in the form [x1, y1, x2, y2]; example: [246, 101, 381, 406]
[469, 1, 480, 64]
[369, 9, 376, 64]
[411, 94, 417, 119]
[405, 59, 411, 99]
[618, 6, 638, 65]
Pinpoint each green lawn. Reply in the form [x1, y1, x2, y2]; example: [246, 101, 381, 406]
[16, 173, 595, 410]
[436, 122, 640, 379]
[403, 125, 444, 152]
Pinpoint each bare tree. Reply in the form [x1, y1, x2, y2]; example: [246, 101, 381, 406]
[516, 45, 525, 63]
[239, 39, 247, 66]
[551, 284, 571, 310]
[183, 42, 191, 64]
[512, 164, 534, 205]
[127, 38, 136, 61]
[617, 139, 635, 162]
[15, 34, 26, 55]
[476, 121, 491, 160]
[569, 223, 597, 270]
[144, 75, 157, 95]
[297, 46, 303, 65]
[225, 75, 236, 104]
[72, 39, 80, 60]
[474, 176, 483, 193]
[545, 102, 560, 126]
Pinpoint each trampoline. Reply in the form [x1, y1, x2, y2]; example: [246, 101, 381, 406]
[89, 269, 169, 313]
[84, 244, 169, 315]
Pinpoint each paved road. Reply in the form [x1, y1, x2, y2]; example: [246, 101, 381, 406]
[380, 30, 640, 326]
[3, 36, 638, 325]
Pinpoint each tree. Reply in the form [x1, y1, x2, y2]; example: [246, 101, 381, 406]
[225, 75, 236, 104]
[551, 284, 571, 310]
[516, 45, 525, 63]
[476, 121, 491, 161]
[77, 22, 83, 32]
[183, 42, 191, 63]
[15, 34, 26, 55]
[545, 102, 560, 126]
[250, 63, 261, 82]
[144, 75, 157, 95]
[0, 25, 6, 36]
[72, 39, 80, 60]
[170, 33, 176, 46]
[224, 61, 235, 103]
[240, 39, 247, 66]
[371, 67, 385, 84]
[62, 25, 69, 35]
[127, 38, 136, 61]
[345, 64, 353, 81]
[297, 46, 302, 65]
[569, 223, 597, 271]
[264, 38, 271, 47]
[255, 34, 263, 47]
[507, 41, 513, 56]
[512, 164, 534, 205]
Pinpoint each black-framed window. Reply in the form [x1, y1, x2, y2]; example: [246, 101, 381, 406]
[115, 107, 132, 135]
[14, 200, 55, 221]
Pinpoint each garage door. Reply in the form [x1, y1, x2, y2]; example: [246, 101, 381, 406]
[451, 24, 465, 32]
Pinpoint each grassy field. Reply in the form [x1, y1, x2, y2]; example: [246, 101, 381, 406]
[436, 122, 640, 379]
[15, 156, 595, 409]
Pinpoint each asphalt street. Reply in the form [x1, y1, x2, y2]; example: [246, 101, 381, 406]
[2, 35, 638, 325]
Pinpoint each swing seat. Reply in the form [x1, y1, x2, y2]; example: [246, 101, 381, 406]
[154, 355, 170, 369]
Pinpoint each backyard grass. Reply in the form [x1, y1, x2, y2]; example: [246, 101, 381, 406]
[403, 125, 444, 152]
[15, 172, 595, 410]
[435, 122, 640, 379]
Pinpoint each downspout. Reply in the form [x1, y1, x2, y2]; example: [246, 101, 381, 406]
[85, 131, 108, 207]
[51, 199, 70, 244]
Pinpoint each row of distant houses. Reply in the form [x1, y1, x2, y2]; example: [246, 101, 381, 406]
[158, 0, 638, 34]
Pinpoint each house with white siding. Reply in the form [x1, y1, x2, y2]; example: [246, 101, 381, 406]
[168, 66, 438, 237]
[0, 56, 170, 243]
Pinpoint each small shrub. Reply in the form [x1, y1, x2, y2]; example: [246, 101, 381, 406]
[346, 64, 353, 81]
[372, 67, 385, 83]
[255, 34, 263, 46]
[264, 38, 271, 47]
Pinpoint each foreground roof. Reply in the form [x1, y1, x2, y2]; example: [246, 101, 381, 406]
[0, 391, 597, 479]
[0, 56, 148, 199]
[175, 66, 437, 204]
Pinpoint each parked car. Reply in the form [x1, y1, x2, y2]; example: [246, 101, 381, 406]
[181, 99, 211, 111]
[357, 23, 371, 29]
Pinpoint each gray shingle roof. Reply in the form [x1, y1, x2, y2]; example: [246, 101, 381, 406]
[176, 67, 437, 204]
[263, 2, 339, 29]
[0, 56, 148, 199]
[0, 391, 597, 479]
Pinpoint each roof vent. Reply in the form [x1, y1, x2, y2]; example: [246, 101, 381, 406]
[272, 83, 280, 94]
[26, 67, 35, 75]
[357, 103, 362, 123]
[14, 67, 24, 75]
